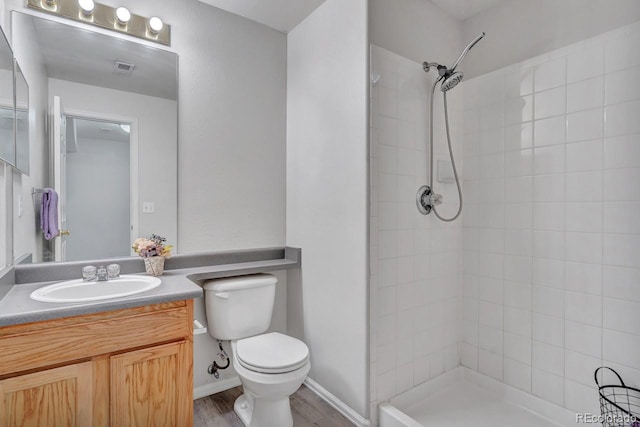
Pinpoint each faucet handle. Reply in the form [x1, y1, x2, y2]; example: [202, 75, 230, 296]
[82, 265, 97, 281]
[107, 264, 121, 279]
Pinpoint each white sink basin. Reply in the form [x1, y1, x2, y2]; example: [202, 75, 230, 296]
[30, 275, 162, 303]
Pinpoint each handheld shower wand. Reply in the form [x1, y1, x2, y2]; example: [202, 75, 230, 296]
[417, 32, 485, 222]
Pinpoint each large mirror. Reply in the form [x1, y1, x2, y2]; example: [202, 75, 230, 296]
[0, 29, 14, 166]
[15, 62, 29, 174]
[12, 12, 178, 264]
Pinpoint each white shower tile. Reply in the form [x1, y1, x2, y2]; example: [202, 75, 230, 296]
[533, 174, 564, 202]
[565, 262, 602, 295]
[533, 258, 564, 289]
[567, 76, 604, 113]
[604, 168, 640, 201]
[605, 66, 640, 105]
[564, 380, 600, 415]
[480, 102, 505, 130]
[603, 329, 640, 368]
[397, 120, 415, 148]
[505, 95, 533, 125]
[566, 139, 603, 172]
[605, 100, 640, 137]
[504, 358, 532, 392]
[504, 282, 532, 310]
[533, 341, 564, 376]
[534, 145, 565, 175]
[504, 255, 533, 282]
[603, 297, 640, 336]
[378, 230, 397, 259]
[532, 368, 564, 405]
[533, 313, 564, 347]
[565, 291, 602, 327]
[479, 349, 503, 380]
[535, 57, 566, 92]
[396, 148, 414, 175]
[479, 301, 503, 329]
[505, 203, 533, 229]
[604, 134, 640, 169]
[566, 232, 603, 264]
[565, 320, 602, 358]
[505, 122, 533, 151]
[533, 231, 565, 260]
[566, 171, 603, 202]
[378, 287, 397, 317]
[534, 116, 566, 147]
[378, 86, 398, 118]
[565, 202, 603, 233]
[533, 288, 564, 319]
[505, 149, 533, 177]
[568, 44, 604, 83]
[604, 202, 640, 234]
[603, 265, 640, 302]
[603, 233, 640, 268]
[378, 144, 397, 173]
[378, 258, 397, 288]
[533, 203, 565, 231]
[605, 31, 640, 73]
[534, 87, 566, 119]
[505, 230, 533, 257]
[480, 128, 505, 154]
[504, 306, 532, 337]
[505, 332, 532, 365]
[565, 350, 602, 387]
[567, 108, 603, 142]
[506, 176, 533, 203]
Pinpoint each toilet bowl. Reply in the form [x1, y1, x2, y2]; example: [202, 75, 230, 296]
[231, 333, 310, 427]
[203, 274, 311, 427]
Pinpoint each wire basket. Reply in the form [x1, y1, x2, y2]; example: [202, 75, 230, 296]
[595, 367, 640, 427]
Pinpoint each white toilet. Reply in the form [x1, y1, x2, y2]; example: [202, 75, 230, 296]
[203, 274, 310, 427]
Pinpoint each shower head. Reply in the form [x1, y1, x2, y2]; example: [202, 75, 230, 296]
[441, 72, 463, 92]
[450, 32, 485, 73]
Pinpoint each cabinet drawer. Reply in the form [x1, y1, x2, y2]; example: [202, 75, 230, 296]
[0, 304, 191, 377]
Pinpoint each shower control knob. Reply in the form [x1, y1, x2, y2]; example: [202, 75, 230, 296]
[429, 193, 443, 206]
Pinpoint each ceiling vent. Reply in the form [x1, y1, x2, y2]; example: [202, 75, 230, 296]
[114, 60, 135, 74]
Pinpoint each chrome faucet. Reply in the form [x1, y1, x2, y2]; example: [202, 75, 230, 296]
[82, 264, 120, 282]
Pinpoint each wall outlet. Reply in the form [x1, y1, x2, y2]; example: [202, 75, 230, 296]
[142, 202, 155, 214]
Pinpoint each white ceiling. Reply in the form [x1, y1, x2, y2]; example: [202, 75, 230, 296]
[431, 0, 506, 21]
[197, 0, 326, 33]
[26, 14, 178, 100]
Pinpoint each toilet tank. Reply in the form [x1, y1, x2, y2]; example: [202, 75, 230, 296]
[203, 273, 277, 341]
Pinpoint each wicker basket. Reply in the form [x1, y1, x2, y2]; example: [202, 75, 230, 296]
[596, 367, 640, 427]
[143, 256, 165, 277]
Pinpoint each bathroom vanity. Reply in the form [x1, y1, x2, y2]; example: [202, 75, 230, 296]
[0, 300, 194, 426]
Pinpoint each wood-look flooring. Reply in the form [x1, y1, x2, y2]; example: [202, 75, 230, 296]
[193, 385, 354, 427]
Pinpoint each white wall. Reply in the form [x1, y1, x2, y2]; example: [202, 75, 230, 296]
[286, 0, 369, 418]
[48, 78, 177, 251]
[369, 0, 463, 72]
[463, 0, 640, 78]
[65, 137, 130, 261]
[10, 11, 48, 262]
[461, 22, 640, 415]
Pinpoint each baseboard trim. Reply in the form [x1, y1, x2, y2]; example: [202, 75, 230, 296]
[304, 377, 371, 427]
[193, 376, 242, 400]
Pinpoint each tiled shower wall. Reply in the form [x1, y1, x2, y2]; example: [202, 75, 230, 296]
[369, 46, 463, 418]
[461, 22, 640, 415]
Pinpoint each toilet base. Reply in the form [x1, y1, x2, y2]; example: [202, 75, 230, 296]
[233, 393, 293, 427]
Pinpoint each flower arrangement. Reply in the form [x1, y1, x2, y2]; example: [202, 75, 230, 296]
[132, 234, 173, 258]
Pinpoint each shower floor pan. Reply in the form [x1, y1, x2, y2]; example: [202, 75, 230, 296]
[379, 367, 578, 427]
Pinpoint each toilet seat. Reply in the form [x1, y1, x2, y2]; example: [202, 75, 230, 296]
[236, 332, 309, 374]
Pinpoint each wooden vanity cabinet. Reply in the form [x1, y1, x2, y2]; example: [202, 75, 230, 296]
[0, 300, 194, 427]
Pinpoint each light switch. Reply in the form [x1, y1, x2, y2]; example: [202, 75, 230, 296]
[142, 202, 155, 214]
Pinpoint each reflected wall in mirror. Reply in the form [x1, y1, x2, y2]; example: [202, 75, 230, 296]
[15, 62, 29, 174]
[11, 12, 178, 264]
[0, 29, 14, 166]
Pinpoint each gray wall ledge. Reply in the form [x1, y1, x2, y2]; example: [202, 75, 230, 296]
[14, 247, 301, 285]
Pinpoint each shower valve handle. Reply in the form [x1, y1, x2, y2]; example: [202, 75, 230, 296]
[429, 193, 443, 206]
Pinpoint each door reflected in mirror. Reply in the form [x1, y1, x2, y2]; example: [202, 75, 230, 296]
[0, 29, 14, 166]
[15, 62, 29, 174]
[11, 12, 178, 264]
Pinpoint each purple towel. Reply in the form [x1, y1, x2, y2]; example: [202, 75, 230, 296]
[40, 188, 59, 240]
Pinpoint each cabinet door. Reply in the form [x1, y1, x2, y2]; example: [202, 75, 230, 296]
[0, 362, 93, 426]
[110, 341, 192, 427]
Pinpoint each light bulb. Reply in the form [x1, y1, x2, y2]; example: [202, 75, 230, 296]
[149, 17, 163, 33]
[116, 7, 131, 24]
[78, 0, 94, 13]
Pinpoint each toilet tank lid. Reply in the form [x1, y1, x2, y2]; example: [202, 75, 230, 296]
[203, 273, 277, 292]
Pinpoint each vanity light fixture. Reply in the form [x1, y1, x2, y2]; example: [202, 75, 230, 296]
[27, 0, 171, 46]
[148, 17, 163, 34]
[115, 6, 130, 25]
[78, 0, 94, 14]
